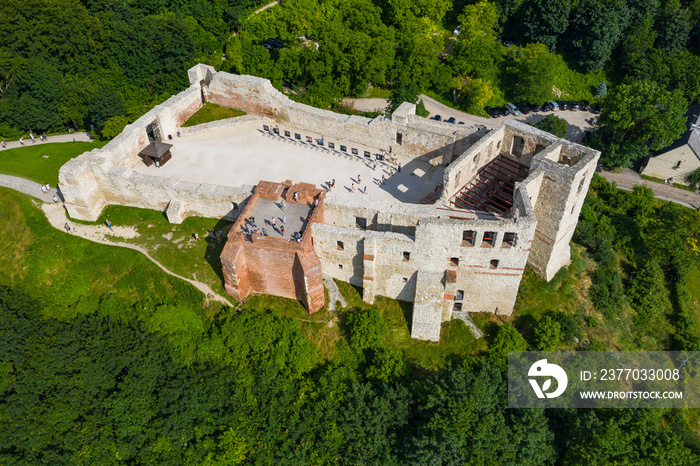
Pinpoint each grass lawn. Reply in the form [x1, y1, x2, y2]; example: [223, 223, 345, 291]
[69, 204, 234, 297]
[0, 187, 216, 361]
[182, 103, 247, 127]
[0, 140, 107, 184]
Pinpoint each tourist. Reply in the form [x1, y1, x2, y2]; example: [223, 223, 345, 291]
[271, 217, 276, 227]
[363, 186, 367, 194]
[194, 232, 199, 240]
[351, 183, 355, 193]
[53, 194, 59, 203]
[281, 200, 285, 211]
[41, 185, 47, 194]
[373, 161, 376, 171]
[320, 135, 324, 145]
[45, 183, 50, 192]
[313, 198, 318, 207]
[218, 230, 223, 242]
[398, 163, 401, 172]
[282, 215, 286, 224]
[381, 175, 386, 185]
[262, 228, 268, 236]
[280, 225, 285, 237]
[29, 131, 35, 143]
[389, 146, 392, 154]
[20, 137, 25, 146]
[357, 174, 361, 183]
[331, 179, 335, 188]
[106, 219, 113, 231]
[42, 132, 47, 141]
[294, 191, 299, 202]
[64, 223, 71, 233]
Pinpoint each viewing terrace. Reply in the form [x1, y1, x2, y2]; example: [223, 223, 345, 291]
[129, 120, 444, 204]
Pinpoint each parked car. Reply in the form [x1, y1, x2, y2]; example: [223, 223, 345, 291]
[505, 103, 521, 116]
[569, 100, 580, 110]
[446, 117, 456, 124]
[485, 106, 501, 117]
[458, 121, 465, 124]
[502, 40, 513, 47]
[591, 103, 601, 114]
[580, 100, 590, 111]
[516, 103, 530, 114]
[454, 25, 461, 35]
[530, 102, 541, 112]
[558, 100, 569, 110]
[542, 102, 551, 112]
[498, 106, 510, 116]
[433, 115, 442, 121]
[546, 100, 559, 111]
[265, 38, 284, 48]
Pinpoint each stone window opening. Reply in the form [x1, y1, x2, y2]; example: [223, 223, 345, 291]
[482, 231, 496, 247]
[577, 178, 585, 194]
[462, 230, 475, 247]
[674, 160, 681, 169]
[453, 302, 463, 312]
[337, 241, 344, 251]
[497, 140, 502, 151]
[511, 136, 525, 157]
[338, 264, 343, 270]
[396, 132, 403, 145]
[455, 289, 464, 301]
[535, 144, 546, 154]
[502, 232, 516, 248]
[232, 202, 238, 210]
[450, 257, 459, 267]
[490, 259, 500, 269]
[402, 277, 408, 283]
[403, 251, 410, 261]
[355, 216, 367, 230]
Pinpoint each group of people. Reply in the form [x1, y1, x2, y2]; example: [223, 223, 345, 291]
[9, 131, 49, 148]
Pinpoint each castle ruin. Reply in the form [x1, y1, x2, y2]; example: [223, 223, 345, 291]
[59, 64, 600, 342]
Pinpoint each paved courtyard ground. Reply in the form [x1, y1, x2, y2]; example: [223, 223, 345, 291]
[131, 121, 443, 203]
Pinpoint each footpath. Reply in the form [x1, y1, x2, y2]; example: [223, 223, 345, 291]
[0, 174, 233, 307]
[2, 131, 92, 150]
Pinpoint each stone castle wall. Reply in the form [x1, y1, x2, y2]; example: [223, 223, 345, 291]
[58, 63, 600, 342]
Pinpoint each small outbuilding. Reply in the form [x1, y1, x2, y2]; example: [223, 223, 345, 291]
[139, 141, 173, 167]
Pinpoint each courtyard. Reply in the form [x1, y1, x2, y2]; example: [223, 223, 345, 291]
[130, 121, 443, 204]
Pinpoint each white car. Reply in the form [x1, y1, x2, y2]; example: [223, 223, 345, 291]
[505, 103, 521, 116]
[453, 25, 461, 36]
[546, 100, 560, 111]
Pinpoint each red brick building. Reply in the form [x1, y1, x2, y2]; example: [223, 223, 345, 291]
[220, 180, 325, 312]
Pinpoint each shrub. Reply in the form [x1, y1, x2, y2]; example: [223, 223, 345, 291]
[345, 308, 388, 349]
[534, 316, 563, 351]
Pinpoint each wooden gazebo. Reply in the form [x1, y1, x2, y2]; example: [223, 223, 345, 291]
[139, 141, 173, 167]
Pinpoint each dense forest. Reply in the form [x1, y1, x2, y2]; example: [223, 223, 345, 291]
[2, 0, 700, 167]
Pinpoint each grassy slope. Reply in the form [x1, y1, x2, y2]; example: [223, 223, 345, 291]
[70, 204, 234, 297]
[0, 187, 215, 360]
[0, 141, 107, 184]
[182, 103, 247, 127]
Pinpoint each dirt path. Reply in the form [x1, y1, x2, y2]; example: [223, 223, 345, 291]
[251, 0, 279, 15]
[42, 203, 234, 306]
[41, 202, 234, 307]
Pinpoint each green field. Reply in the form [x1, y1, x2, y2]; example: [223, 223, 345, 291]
[182, 103, 247, 127]
[0, 141, 107, 184]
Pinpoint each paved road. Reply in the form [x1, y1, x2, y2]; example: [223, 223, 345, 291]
[600, 169, 700, 210]
[1, 131, 92, 151]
